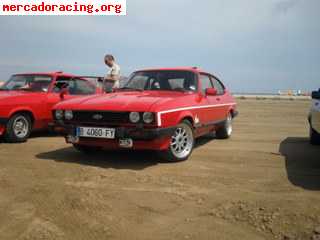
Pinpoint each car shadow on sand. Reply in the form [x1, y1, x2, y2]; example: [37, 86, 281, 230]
[0, 131, 59, 143]
[279, 137, 320, 190]
[36, 136, 215, 170]
[36, 147, 162, 170]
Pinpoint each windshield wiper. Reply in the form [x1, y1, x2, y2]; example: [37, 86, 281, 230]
[117, 87, 144, 92]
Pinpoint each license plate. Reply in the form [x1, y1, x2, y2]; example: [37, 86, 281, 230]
[76, 127, 115, 139]
[119, 139, 133, 148]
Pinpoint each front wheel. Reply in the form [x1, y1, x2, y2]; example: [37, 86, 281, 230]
[160, 120, 194, 162]
[216, 113, 233, 139]
[5, 113, 32, 143]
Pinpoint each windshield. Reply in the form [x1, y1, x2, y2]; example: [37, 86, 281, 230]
[0, 75, 52, 92]
[122, 70, 197, 92]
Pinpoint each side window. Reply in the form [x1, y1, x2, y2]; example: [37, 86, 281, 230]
[72, 79, 96, 95]
[211, 77, 225, 95]
[52, 76, 72, 93]
[200, 74, 213, 94]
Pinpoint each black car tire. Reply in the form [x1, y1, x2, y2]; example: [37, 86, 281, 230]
[216, 113, 233, 139]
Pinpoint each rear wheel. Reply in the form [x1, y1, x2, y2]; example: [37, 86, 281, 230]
[310, 126, 320, 145]
[73, 144, 101, 154]
[5, 113, 32, 143]
[216, 113, 233, 139]
[160, 120, 194, 162]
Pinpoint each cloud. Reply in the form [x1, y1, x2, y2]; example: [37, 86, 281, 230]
[0, 0, 319, 92]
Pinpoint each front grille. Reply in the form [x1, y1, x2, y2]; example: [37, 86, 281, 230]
[71, 111, 129, 125]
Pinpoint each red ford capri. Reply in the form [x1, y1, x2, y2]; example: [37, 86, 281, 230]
[53, 67, 238, 162]
[0, 72, 102, 142]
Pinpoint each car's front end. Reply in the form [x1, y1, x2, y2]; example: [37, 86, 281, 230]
[53, 108, 175, 150]
[309, 89, 320, 144]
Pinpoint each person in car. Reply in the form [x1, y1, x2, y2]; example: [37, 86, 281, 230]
[104, 54, 121, 91]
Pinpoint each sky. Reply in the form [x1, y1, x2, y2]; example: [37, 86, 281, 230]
[0, 0, 319, 93]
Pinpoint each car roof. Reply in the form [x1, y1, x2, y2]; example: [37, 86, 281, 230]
[135, 67, 205, 73]
[13, 72, 76, 77]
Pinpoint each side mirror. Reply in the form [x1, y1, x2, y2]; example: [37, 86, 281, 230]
[205, 88, 217, 96]
[59, 87, 69, 100]
[312, 91, 320, 99]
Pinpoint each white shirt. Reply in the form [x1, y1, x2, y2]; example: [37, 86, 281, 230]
[106, 63, 121, 88]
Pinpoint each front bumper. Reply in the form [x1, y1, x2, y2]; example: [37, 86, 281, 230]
[55, 121, 175, 140]
[54, 121, 176, 150]
[0, 118, 8, 135]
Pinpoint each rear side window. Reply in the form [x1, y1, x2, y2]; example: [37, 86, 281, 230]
[73, 79, 96, 95]
[52, 76, 68, 93]
[200, 74, 213, 94]
[211, 77, 225, 95]
[53, 76, 96, 95]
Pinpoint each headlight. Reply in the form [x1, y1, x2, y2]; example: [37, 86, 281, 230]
[64, 110, 73, 120]
[143, 112, 154, 124]
[129, 112, 140, 123]
[55, 110, 63, 120]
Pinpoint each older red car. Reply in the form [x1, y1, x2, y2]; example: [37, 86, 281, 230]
[0, 72, 101, 143]
[53, 67, 238, 161]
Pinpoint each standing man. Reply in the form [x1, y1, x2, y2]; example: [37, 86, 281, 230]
[104, 54, 121, 91]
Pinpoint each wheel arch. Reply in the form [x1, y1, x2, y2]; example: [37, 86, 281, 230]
[176, 111, 195, 127]
[9, 109, 35, 125]
[228, 106, 238, 118]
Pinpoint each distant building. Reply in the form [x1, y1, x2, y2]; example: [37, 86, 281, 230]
[278, 89, 307, 96]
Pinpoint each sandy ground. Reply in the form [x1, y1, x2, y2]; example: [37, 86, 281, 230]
[0, 99, 320, 240]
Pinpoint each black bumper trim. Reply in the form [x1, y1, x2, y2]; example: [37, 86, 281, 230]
[232, 111, 239, 118]
[0, 118, 8, 125]
[115, 127, 175, 140]
[54, 121, 176, 140]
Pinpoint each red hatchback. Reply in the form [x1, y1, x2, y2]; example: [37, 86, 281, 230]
[0, 72, 101, 142]
[53, 67, 238, 161]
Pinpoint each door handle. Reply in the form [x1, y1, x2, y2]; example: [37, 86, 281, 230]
[216, 98, 221, 101]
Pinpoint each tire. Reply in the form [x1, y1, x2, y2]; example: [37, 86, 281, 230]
[310, 126, 320, 145]
[159, 120, 194, 162]
[4, 113, 32, 143]
[73, 144, 101, 154]
[216, 113, 233, 139]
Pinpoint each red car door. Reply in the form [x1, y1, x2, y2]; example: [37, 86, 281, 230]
[199, 73, 226, 124]
[197, 74, 214, 127]
[210, 75, 230, 121]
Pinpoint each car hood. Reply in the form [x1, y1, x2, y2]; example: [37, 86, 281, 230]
[55, 91, 189, 112]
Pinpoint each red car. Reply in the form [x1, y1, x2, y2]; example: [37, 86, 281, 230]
[0, 72, 101, 143]
[53, 67, 238, 161]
